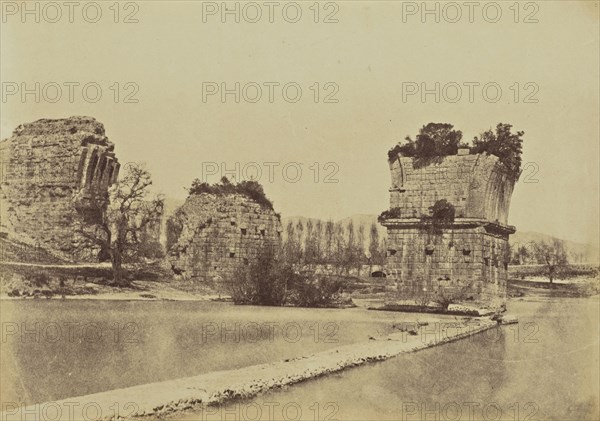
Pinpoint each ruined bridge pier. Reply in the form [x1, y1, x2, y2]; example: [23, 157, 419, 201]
[381, 149, 517, 305]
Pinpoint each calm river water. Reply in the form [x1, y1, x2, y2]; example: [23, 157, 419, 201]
[2, 299, 598, 420]
[180, 299, 599, 421]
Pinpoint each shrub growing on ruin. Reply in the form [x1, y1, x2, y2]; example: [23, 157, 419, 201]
[377, 207, 402, 222]
[420, 199, 456, 235]
[188, 177, 274, 210]
[387, 122, 524, 179]
[388, 123, 465, 161]
[471, 123, 524, 177]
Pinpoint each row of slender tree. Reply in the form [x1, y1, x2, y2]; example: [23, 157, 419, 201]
[281, 219, 387, 272]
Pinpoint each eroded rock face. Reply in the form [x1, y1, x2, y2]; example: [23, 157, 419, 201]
[0, 116, 119, 262]
[167, 193, 282, 287]
[382, 151, 517, 305]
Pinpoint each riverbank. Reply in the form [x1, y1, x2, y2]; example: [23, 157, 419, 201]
[1, 315, 497, 420]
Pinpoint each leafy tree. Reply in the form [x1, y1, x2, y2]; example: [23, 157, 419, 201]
[471, 123, 524, 176]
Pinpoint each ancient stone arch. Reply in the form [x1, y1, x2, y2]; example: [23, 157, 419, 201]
[0, 116, 120, 262]
[381, 149, 517, 305]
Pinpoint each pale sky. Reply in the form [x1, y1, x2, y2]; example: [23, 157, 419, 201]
[1, 1, 598, 248]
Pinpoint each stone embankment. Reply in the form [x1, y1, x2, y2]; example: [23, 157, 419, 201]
[1, 317, 498, 420]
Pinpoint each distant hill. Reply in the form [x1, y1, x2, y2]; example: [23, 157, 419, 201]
[510, 231, 599, 263]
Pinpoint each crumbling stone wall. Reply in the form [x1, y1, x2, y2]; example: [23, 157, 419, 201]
[382, 150, 516, 304]
[0, 116, 119, 262]
[167, 193, 282, 287]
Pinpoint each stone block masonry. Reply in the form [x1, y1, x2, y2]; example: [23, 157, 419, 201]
[0, 116, 119, 262]
[382, 151, 517, 305]
[167, 193, 282, 287]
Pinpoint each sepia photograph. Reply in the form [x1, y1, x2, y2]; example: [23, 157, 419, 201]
[0, 1, 599, 420]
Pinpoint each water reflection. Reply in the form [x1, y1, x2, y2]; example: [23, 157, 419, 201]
[0, 300, 401, 406]
[192, 299, 598, 421]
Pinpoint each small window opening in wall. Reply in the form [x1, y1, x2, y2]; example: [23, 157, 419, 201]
[229, 252, 235, 258]
[462, 248, 471, 256]
[388, 249, 397, 256]
[484, 257, 490, 266]
[504, 262, 508, 270]
[231, 221, 236, 226]
[214, 266, 217, 270]
[260, 229, 266, 236]
[241, 228, 247, 235]
[425, 248, 434, 256]
[243, 258, 249, 265]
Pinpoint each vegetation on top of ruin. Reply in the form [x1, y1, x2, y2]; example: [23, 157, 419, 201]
[377, 200, 456, 229]
[388, 122, 524, 177]
[471, 123, 524, 176]
[387, 123, 467, 160]
[377, 207, 402, 222]
[188, 177, 275, 211]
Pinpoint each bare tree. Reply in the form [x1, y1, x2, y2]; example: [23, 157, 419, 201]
[533, 239, 569, 283]
[83, 162, 164, 286]
[283, 221, 301, 265]
[356, 223, 366, 275]
[368, 222, 381, 266]
[324, 220, 334, 263]
[334, 222, 346, 274]
[314, 220, 323, 264]
[304, 219, 316, 264]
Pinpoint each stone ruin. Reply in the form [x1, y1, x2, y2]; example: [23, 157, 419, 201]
[0, 116, 119, 262]
[167, 193, 282, 287]
[381, 148, 517, 305]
